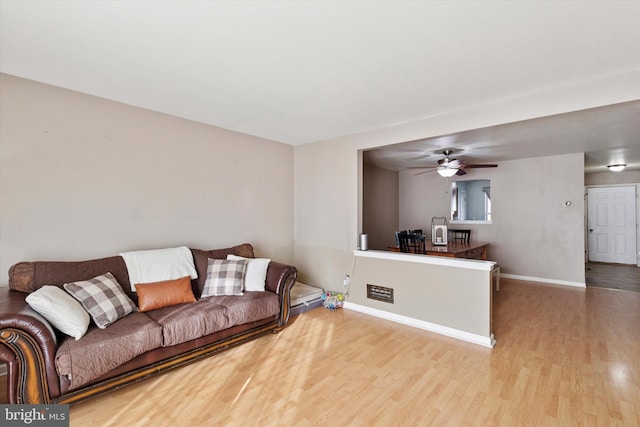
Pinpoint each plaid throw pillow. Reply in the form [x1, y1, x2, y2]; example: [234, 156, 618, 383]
[202, 259, 248, 297]
[64, 272, 137, 329]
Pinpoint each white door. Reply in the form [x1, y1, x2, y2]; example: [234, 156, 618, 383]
[587, 186, 637, 264]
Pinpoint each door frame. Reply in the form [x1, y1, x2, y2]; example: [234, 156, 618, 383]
[585, 184, 640, 267]
[458, 190, 467, 221]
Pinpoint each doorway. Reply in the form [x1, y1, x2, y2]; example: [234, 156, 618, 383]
[586, 185, 639, 292]
[585, 262, 640, 292]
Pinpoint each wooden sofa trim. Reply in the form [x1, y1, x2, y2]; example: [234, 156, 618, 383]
[0, 327, 51, 404]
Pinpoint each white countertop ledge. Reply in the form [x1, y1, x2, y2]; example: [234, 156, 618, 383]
[354, 250, 497, 271]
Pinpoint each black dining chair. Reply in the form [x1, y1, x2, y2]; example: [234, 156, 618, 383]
[398, 232, 426, 254]
[448, 229, 471, 243]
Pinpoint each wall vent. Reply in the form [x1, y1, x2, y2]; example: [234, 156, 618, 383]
[367, 284, 394, 304]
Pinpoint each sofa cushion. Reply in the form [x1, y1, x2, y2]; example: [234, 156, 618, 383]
[25, 285, 91, 340]
[64, 272, 137, 329]
[135, 276, 196, 312]
[191, 243, 255, 296]
[144, 299, 232, 347]
[55, 312, 163, 390]
[202, 259, 248, 297]
[227, 255, 270, 292]
[210, 292, 280, 325]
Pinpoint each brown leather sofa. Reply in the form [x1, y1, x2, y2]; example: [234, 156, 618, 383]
[0, 243, 297, 404]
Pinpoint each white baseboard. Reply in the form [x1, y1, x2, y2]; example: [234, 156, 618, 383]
[500, 273, 586, 288]
[343, 301, 495, 348]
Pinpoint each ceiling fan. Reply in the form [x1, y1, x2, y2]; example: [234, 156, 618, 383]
[409, 149, 498, 177]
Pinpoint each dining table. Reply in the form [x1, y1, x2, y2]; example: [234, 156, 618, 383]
[387, 240, 489, 260]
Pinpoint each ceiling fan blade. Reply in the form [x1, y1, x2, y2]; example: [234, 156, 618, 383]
[462, 164, 498, 168]
[412, 148, 496, 177]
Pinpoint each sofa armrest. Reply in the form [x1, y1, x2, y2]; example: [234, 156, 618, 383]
[265, 262, 297, 328]
[0, 288, 60, 403]
[265, 261, 297, 294]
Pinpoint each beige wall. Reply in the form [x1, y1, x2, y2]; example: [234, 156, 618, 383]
[0, 74, 294, 282]
[2, 71, 636, 293]
[490, 154, 585, 283]
[293, 139, 358, 287]
[362, 164, 399, 250]
[363, 153, 587, 284]
[294, 71, 635, 292]
[399, 153, 586, 284]
[585, 171, 640, 186]
[349, 252, 494, 341]
[399, 168, 450, 232]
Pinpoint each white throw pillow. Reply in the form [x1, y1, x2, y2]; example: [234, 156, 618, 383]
[227, 255, 270, 292]
[26, 285, 91, 340]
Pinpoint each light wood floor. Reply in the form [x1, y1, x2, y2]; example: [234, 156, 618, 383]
[3, 279, 640, 425]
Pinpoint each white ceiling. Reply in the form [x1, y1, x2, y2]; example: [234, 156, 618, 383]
[1, 1, 639, 171]
[365, 100, 640, 173]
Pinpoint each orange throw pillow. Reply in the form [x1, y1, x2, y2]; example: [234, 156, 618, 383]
[135, 276, 196, 312]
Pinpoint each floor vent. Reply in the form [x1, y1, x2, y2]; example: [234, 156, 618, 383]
[367, 284, 394, 304]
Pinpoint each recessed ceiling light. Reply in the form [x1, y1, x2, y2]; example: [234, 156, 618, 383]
[607, 164, 626, 172]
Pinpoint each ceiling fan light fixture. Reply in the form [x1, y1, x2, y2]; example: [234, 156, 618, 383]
[437, 168, 458, 177]
[607, 164, 626, 172]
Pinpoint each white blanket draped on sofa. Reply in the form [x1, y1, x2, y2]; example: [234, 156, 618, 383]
[120, 246, 198, 291]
